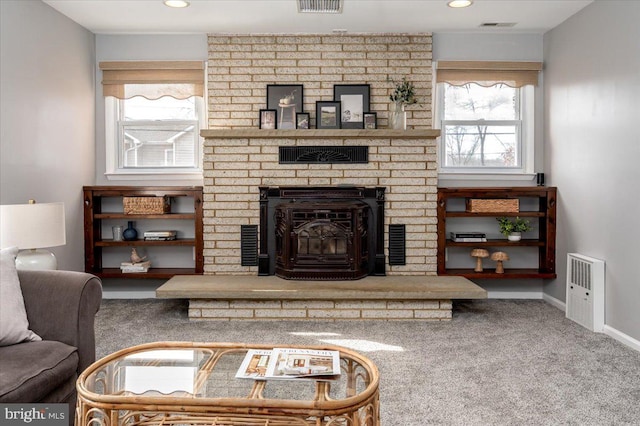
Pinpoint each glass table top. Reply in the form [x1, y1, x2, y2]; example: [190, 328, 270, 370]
[82, 344, 374, 403]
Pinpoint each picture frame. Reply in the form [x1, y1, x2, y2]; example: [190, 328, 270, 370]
[315, 101, 341, 129]
[259, 109, 277, 130]
[333, 84, 370, 129]
[296, 112, 310, 129]
[266, 84, 304, 130]
[363, 112, 377, 129]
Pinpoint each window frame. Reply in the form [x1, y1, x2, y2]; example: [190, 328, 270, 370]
[435, 82, 535, 178]
[104, 96, 205, 180]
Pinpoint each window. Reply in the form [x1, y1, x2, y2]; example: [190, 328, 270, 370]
[100, 61, 205, 179]
[435, 61, 541, 175]
[117, 96, 201, 169]
[441, 83, 522, 168]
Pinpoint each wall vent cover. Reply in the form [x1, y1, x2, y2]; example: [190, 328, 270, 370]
[279, 146, 368, 164]
[298, 0, 343, 13]
[240, 225, 258, 267]
[566, 253, 605, 332]
[388, 224, 406, 265]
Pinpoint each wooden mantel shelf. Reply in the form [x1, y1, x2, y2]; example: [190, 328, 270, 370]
[201, 128, 441, 139]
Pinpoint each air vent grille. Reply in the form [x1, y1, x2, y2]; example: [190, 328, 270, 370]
[298, 0, 343, 13]
[279, 146, 368, 164]
[240, 225, 258, 266]
[388, 224, 406, 265]
[480, 22, 517, 28]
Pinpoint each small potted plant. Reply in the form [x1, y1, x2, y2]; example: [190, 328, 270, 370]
[497, 217, 532, 242]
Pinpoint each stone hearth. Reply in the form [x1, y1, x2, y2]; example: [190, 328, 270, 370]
[156, 275, 487, 321]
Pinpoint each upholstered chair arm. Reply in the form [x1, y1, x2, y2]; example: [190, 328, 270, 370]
[18, 270, 102, 375]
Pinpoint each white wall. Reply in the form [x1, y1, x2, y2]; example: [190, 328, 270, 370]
[94, 34, 208, 186]
[0, 0, 95, 271]
[544, 1, 640, 341]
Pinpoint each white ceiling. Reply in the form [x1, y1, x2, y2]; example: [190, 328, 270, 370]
[43, 0, 593, 35]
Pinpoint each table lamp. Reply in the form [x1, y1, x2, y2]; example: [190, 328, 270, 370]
[0, 200, 66, 270]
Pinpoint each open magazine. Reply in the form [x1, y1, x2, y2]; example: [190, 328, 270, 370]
[235, 348, 340, 380]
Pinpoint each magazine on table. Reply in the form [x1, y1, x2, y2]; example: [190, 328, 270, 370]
[234, 349, 273, 379]
[235, 348, 341, 380]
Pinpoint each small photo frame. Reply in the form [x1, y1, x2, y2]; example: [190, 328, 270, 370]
[333, 84, 371, 129]
[296, 113, 310, 129]
[259, 109, 277, 129]
[266, 84, 304, 130]
[364, 112, 377, 129]
[315, 101, 341, 129]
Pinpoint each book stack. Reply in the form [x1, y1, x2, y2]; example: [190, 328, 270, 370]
[450, 232, 487, 242]
[143, 230, 177, 241]
[120, 260, 151, 273]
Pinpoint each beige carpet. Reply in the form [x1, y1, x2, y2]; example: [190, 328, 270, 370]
[95, 299, 640, 425]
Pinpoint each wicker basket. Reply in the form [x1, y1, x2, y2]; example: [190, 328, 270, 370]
[466, 198, 519, 213]
[123, 196, 170, 215]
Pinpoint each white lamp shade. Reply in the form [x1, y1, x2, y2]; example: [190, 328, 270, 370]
[0, 202, 66, 249]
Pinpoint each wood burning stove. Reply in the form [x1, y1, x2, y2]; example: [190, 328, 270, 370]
[275, 201, 369, 279]
[259, 186, 386, 279]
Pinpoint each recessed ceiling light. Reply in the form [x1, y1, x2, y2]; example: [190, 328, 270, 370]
[448, 0, 473, 8]
[164, 0, 190, 8]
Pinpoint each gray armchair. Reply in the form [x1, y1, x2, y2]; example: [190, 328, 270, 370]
[0, 270, 102, 423]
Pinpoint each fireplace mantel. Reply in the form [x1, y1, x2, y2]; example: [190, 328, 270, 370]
[201, 128, 440, 140]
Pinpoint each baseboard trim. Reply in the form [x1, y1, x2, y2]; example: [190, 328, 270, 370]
[539, 294, 639, 353]
[487, 291, 542, 299]
[542, 293, 566, 311]
[603, 325, 640, 353]
[103, 289, 157, 299]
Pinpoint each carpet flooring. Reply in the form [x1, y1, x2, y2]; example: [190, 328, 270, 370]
[95, 299, 640, 425]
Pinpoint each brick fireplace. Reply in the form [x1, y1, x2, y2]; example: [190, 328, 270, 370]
[201, 33, 439, 277]
[153, 33, 489, 321]
[201, 129, 439, 276]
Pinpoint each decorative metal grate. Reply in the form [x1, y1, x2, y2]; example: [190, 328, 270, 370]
[240, 225, 258, 266]
[279, 146, 368, 164]
[388, 224, 406, 265]
[297, 0, 343, 13]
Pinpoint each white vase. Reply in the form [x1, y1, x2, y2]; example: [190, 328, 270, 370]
[389, 103, 406, 130]
[507, 232, 522, 242]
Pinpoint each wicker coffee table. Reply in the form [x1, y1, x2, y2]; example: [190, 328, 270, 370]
[76, 341, 379, 426]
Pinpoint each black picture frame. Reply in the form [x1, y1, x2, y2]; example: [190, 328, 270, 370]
[296, 113, 310, 129]
[363, 112, 377, 129]
[259, 109, 277, 129]
[333, 84, 370, 129]
[266, 84, 304, 130]
[315, 101, 341, 129]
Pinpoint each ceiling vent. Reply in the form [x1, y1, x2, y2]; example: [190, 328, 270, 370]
[480, 22, 517, 28]
[298, 0, 343, 14]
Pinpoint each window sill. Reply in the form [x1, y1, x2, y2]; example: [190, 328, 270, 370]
[438, 172, 537, 182]
[105, 171, 203, 181]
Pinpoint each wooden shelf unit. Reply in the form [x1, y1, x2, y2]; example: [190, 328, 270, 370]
[83, 186, 204, 279]
[437, 186, 557, 279]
